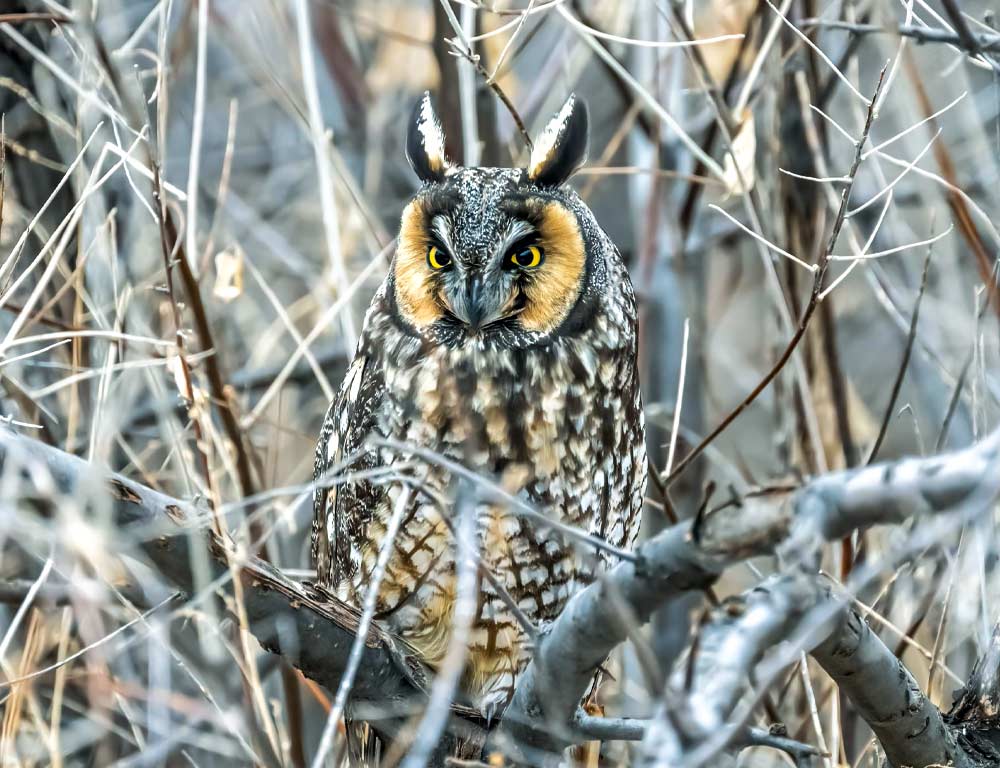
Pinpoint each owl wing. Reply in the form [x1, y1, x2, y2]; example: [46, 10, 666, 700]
[311, 349, 387, 590]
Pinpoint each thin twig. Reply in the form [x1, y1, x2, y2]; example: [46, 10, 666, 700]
[666, 66, 889, 488]
[440, 8, 533, 152]
[802, 19, 1000, 55]
[937, 0, 1000, 73]
[867, 241, 934, 463]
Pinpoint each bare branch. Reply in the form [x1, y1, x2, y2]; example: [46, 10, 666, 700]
[0, 425, 478, 743]
[661, 571, 970, 768]
[500, 425, 1000, 758]
[803, 19, 1000, 55]
[813, 598, 967, 768]
[646, 572, 836, 768]
[3, 412, 1000, 765]
[665, 66, 888, 488]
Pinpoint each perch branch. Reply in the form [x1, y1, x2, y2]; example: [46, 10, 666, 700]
[500, 425, 1000, 758]
[3, 423, 1000, 764]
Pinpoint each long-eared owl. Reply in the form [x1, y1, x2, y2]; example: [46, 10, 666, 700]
[312, 92, 646, 713]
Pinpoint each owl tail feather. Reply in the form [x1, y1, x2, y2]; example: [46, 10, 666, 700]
[568, 672, 607, 768]
[344, 716, 489, 768]
[345, 721, 382, 768]
[568, 705, 603, 768]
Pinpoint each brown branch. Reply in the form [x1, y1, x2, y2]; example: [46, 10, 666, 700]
[901, 46, 1000, 318]
[438, 8, 533, 153]
[665, 66, 888, 488]
[0, 13, 71, 25]
[82, 21, 265, 533]
[867, 242, 934, 463]
[159, 202, 263, 516]
[152, 164, 215, 507]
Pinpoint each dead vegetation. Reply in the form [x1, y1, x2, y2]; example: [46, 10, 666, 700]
[2, 1, 1000, 767]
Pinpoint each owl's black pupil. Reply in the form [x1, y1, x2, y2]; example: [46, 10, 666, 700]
[505, 243, 541, 270]
[428, 245, 451, 269]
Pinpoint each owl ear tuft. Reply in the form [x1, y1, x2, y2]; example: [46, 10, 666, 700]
[406, 91, 450, 183]
[527, 94, 589, 186]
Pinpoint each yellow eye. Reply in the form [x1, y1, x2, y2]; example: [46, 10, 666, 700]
[427, 245, 451, 270]
[510, 245, 544, 269]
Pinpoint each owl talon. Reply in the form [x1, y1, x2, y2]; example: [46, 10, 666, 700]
[481, 693, 509, 729]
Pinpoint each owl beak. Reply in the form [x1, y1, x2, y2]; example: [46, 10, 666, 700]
[462, 277, 486, 331]
[449, 276, 497, 333]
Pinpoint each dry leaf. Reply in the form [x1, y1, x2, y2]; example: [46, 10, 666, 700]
[213, 246, 244, 302]
[721, 107, 756, 198]
[694, 0, 756, 84]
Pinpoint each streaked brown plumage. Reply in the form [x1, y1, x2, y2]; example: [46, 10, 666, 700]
[312, 93, 646, 717]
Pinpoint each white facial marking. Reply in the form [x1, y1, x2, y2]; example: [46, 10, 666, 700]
[497, 219, 536, 259]
[430, 215, 454, 254]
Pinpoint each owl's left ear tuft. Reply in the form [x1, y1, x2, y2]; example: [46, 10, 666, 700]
[406, 91, 450, 183]
[527, 94, 589, 186]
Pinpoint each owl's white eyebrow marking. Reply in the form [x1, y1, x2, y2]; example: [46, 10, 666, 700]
[430, 214, 454, 253]
[497, 220, 537, 259]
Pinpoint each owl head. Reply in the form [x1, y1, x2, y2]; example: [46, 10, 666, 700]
[390, 92, 613, 349]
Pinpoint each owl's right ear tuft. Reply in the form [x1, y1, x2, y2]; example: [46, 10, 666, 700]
[406, 91, 450, 183]
[527, 94, 589, 186]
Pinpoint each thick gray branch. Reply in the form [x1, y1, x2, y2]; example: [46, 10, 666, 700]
[642, 572, 836, 767]
[701, 425, 1000, 559]
[656, 572, 968, 768]
[497, 523, 723, 756]
[502, 427, 1000, 758]
[813, 603, 967, 768]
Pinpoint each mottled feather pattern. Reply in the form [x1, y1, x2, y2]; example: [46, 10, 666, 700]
[313, 97, 645, 713]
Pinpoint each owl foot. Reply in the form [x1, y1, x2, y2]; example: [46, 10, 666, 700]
[480, 691, 511, 729]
